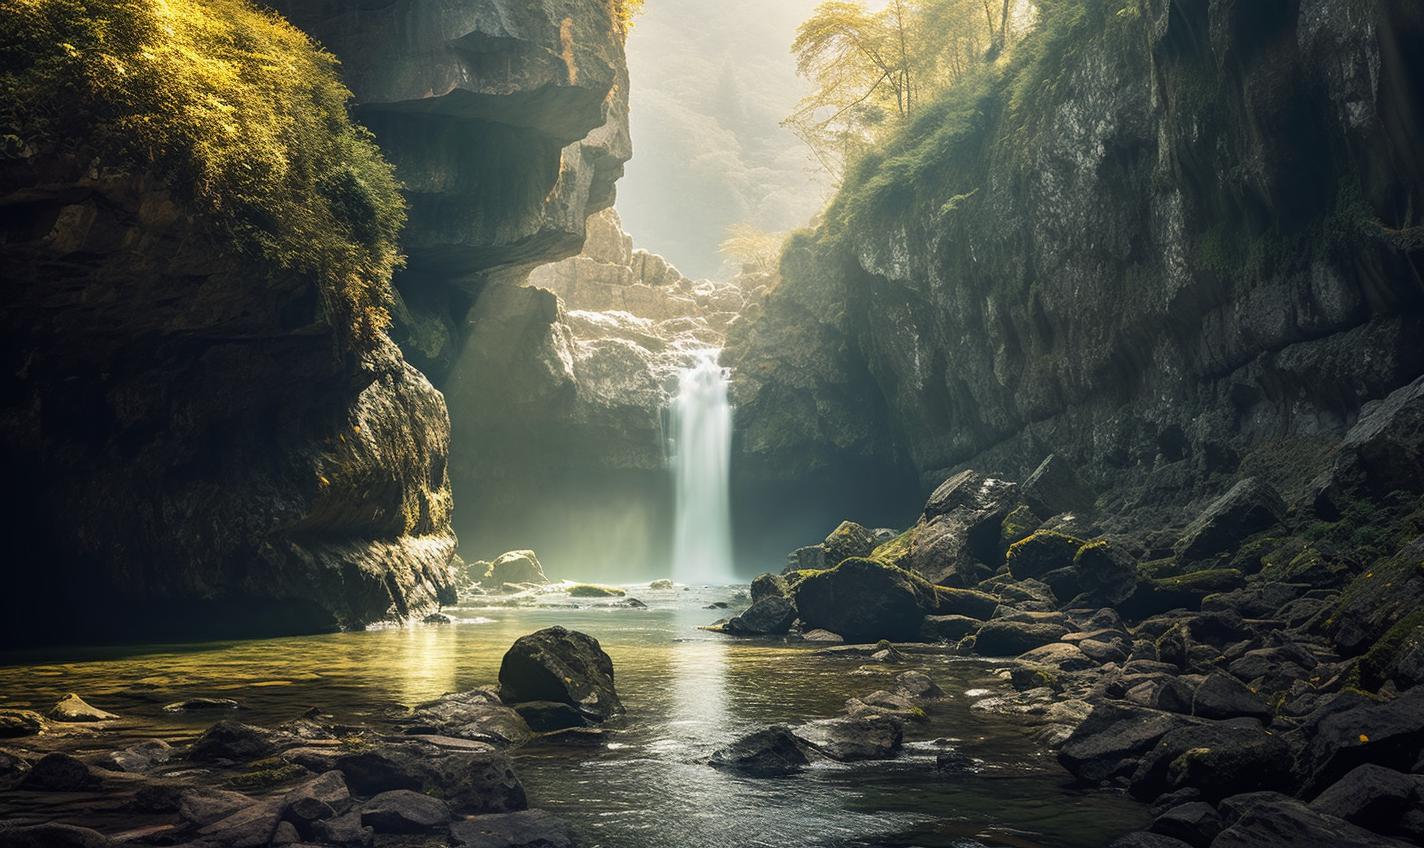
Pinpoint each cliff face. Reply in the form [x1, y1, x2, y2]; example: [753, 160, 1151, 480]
[727, 0, 1424, 540]
[0, 1, 458, 643]
[270, 0, 634, 385]
[0, 0, 632, 643]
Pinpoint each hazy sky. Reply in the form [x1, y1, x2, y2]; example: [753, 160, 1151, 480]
[615, 0, 832, 279]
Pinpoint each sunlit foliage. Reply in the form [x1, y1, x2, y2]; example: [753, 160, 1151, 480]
[0, 0, 406, 346]
[785, 0, 1028, 179]
[719, 224, 789, 274]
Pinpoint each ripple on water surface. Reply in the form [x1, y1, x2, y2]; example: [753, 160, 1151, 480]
[0, 585, 1147, 847]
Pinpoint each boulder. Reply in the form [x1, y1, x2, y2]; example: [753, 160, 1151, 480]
[792, 558, 934, 643]
[972, 621, 1069, 656]
[1192, 672, 1272, 722]
[1213, 795, 1415, 847]
[1150, 801, 1222, 847]
[0, 824, 115, 848]
[0, 710, 43, 738]
[723, 596, 797, 635]
[1018, 643, 1096, 671]
[481, 551, 548, 588]
[801, 628, 844, 643]
[401, 689, 534, 747]
[499, 627, 622, 722]
[511, 701, 587, 732]
[931, 586, 1001, 620]
[360, 790, 452, 834]
[105, 739, 173, 773]
[709, 726, 811, 777]
[566, 583, 625, 598]
[163, 697, 241, 712]
[909, 471, 1020, 585]
[180, 788, 260, 828]
[1074, 540, 1139, 605]
[1129, 721, 1293, 801]
[312, 810, 373, 847]
[793, 715, 903, 761]
[189, 721, 287, 762]
[923, 614, 981, 642]
[1298, 687, 1424, 795]
[195, 799, 283, 847]
[448, 810, 576, 848]
[1174, 479, 1286, 562]
[1313, 375, 1424, 518]
[895, 671, 943, 699]
[649, 579, 675, 590]
[749, 572, 789, 602]
[1058, 703, 1197, 783]
[1022, 454, 1095, 519]
[1006, 531, 1084, 580]
[281, 770, 351, 834]
[822, 520, 878, 565]
[18, 753, 99, 791]
[1330, 537, 1424, 657]
[47, 694, 118, 723]
[297, 742, 527, 815]
[1309, 764, 1419, 831]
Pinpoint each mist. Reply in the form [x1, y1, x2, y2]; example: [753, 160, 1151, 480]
[616, 0, 832, 279]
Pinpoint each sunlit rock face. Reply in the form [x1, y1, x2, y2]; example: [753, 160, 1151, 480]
[270, 0, 633, 383]
[0, 159, 457, 645]
[727, 0, 1424, 547]
[447, 210, 754, 579]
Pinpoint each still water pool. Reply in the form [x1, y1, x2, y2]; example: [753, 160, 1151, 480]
[0, 586, 1147, 847]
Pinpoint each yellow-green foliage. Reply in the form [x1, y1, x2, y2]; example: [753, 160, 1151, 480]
[0, 0, 405, 345]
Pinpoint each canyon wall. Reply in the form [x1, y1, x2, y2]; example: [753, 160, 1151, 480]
[0, 0, 632, 642]
[727, 0, 1424, 547]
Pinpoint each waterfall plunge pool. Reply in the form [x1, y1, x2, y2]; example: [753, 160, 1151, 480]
[0, 586, 1147, 847]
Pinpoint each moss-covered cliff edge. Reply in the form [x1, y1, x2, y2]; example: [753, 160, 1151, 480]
[727, 0, 1424, 540]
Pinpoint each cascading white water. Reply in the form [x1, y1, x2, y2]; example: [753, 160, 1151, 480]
[669, 350, 735, 585]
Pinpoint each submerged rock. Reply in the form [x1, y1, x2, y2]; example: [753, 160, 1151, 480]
[401, 690, 534, 747]
[18, 753, 99, 791]
[448, 810, 577, 848]
[499, 627, 623, 722]
[794, 715, 903, 761]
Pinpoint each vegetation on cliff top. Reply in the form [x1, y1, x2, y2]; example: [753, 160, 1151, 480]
[0, 0, 405, 345]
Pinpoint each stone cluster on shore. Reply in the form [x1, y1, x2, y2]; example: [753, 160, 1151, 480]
[711, 378, 1424, 847]
[0, 628, 621, 848]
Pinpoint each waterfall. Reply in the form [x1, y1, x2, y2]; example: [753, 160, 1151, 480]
[669, 350, 735, 585]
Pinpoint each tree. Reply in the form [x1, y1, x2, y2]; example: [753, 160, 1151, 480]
[719, 224, 787, 274]
[784, 0, 1025, 179]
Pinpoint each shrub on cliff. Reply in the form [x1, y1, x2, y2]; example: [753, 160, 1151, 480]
[0, 0, 405, 345]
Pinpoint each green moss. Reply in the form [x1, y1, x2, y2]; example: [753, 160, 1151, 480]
[871, 529, 914, 568]
[227, 759, 308, 790]
[0, 0, 405, 345]
[999, 505, 1040, 550]
[1150, 568, 1244, 594]
[784, 569, 826, 588]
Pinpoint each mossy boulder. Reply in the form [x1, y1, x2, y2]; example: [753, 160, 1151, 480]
[792, 558, 935, 643]
[1174, 478, 1286, 562]
[823, 521, 878, 565]
[1327, 536, 1424, 657]
[567, 584, 625, 598]
[1073, 539, 1138, 605]
[1006, 531, 1085, 580]
[1120, 568, 1247, 620]
[1357, 610, 1424, 692]
[750, 573, 789, 603]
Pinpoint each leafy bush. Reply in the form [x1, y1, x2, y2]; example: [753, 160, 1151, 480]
[0, 0, 405, 345]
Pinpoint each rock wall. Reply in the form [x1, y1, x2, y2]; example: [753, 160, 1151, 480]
[270, 0, 635, 385]
[0, 152, 456, 644]
[447, 210, 757, 579]
[0, 0, 636, 643]
[726, 0, 1424, 546]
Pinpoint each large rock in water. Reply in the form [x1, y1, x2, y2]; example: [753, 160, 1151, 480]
[792, 558, 935, 643]
[723, 597, 797, 636]
[481, 551, 548, 588]
[498, 627, 623, 722]
[709, 726, 811, 777]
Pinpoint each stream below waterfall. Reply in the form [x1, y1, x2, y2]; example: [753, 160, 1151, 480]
[0, 586, 1147, 847]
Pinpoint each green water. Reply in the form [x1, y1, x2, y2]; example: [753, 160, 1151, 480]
[0, 586, 1147, 847]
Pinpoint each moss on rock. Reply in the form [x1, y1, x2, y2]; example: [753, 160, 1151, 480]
[1006, 531, 1085, 580]
[0, 0, 405, 345]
